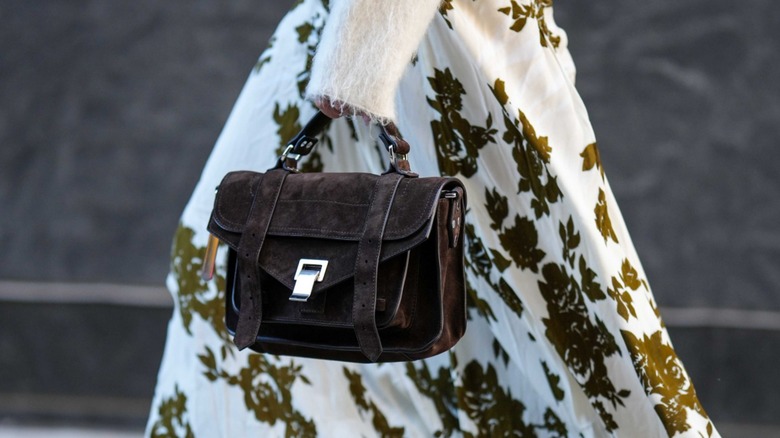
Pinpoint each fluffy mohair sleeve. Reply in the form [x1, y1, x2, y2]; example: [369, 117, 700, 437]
[305, 0, 443, 123]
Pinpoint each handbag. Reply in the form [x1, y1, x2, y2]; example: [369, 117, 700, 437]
[202, 111, 467, 363]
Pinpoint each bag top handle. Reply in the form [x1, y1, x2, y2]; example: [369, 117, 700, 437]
[275, 111, 416, 177]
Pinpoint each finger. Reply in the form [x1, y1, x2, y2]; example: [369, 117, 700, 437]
[315, 97, 343, 119]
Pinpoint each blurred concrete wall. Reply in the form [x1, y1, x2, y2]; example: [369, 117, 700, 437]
[1, 0, 292, 284]
[1, 0, 778, 433]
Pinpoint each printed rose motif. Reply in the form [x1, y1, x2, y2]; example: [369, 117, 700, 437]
[622, 330, 710, 436]
[539, 263, 628, 432]
[458, 361, 560, 437]
[499, 214, 546, 273]
[489, 79, 562, 219]
[198, 347, 316, 436]
[659, 346, 688, 390]
[560, 328, 593, 378]
[428, 68, 498, 177]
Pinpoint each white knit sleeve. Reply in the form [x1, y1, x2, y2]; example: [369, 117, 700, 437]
[305, 0, 443, 123]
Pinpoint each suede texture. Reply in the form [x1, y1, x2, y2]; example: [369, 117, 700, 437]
[210, 168, 467, 363]
[351, 173, 404, 361]
[232, 170, 287, 349]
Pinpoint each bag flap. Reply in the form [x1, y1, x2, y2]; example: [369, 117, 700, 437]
[209, 171, 462, 245]
[207, 170, 464, 293]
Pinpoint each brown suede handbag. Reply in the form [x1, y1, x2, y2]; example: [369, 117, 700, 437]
[202, 111, 467, 363]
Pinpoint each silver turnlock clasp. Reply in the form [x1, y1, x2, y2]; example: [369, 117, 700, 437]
[290, 259, 328, 302]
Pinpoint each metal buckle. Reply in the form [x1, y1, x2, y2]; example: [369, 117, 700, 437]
[278, 144, 301, 172]
[279, 134, 320, 172]
[388, 145, 408, 169]
[280, 144, 301, 162]
[289, 259, 328, 302]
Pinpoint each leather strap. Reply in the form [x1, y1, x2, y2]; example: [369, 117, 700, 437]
[279, 111, 414, 175]
[292, 111, 409, 154]
[233, 169, 287, 349]
[352, 173, 404, 361]
[382, 122, 410, 155]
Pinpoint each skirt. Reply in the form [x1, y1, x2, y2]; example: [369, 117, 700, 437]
[145, 0, 718, 436]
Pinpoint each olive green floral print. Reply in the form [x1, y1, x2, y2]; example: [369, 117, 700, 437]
[149, 385, 194, 438]
[406, 358, 461, 437]
[293, 13, 326, 97]
[458, 361, 536, 437]
[463, 223, 499, 321]
[198, 347, 316, 437]
[608, 259, 647, 322]
[580, 142, 605, 180]
[428, 67, 498, 177]
[149, 1, 717, 436]
[491, 79, 562, 219]
[254, 36, 275, 73]
[498, 0, 562, 48]
[538, 261, 630, 432]
[485, 185, 546, 274]
[622, 330, 714, 436]
[485, 187, 510, 231]
[458, 361, 568, 437]
[170, 224, 230, 344]
[595, 188, 619, 244]
[499, 214, 546, 273]
[439, 0, 455, 29]
[273, 102, 303, 155]
[343, 367, 405, 437]
[542, 361, 566, 402]
[463, 214, 529, 321]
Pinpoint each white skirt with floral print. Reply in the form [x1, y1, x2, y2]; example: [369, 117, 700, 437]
[146, 1, 717, 436]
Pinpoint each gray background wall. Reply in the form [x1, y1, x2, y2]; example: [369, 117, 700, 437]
[1, 0, 778, 435]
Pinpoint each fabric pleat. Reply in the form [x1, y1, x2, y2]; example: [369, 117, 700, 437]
[145, 1, 718, 437]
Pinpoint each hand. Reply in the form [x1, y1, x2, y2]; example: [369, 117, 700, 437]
[314, 97, 371, 124]
[314, 97, 343, 119]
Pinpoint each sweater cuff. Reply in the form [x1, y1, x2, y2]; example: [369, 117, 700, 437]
[305, 0, 442, 123]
